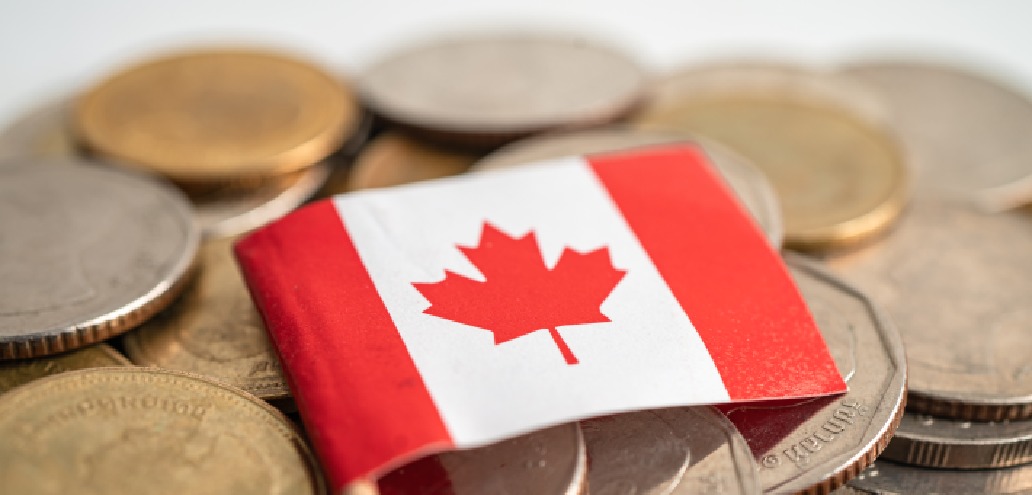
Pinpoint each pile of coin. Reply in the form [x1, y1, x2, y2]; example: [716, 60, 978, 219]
[1, 29, 1030, 494]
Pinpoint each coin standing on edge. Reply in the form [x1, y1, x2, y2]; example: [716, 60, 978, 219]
[124, 237, 290, 404]
[0, 343, 129, 394]
[0, 159, 198, 360]
[881, 411, 1032, 469]
[74, 49, 361, 183]
[0, 367, 324, 494]
[342, 132, 480, 192]
[581, 407, 759, 494]
[634, 63, 908, 251]
[377, 423, 586, 495]
[841, 460, 1032, 494]
[474, 127, 784, 248]
[359, 33, 647, 148]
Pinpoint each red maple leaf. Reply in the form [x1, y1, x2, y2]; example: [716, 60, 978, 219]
[413, 223, 626, 365]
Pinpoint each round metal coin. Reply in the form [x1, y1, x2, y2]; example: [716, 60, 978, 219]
[0, 367, 324, 494]
[474, 127, 784, 247]
[0, 343, 129, 394]
[377, 423, 586, 495]
[880, 412, 1032, 469]
[0, 158, 198, 359]
[841, 460, 1032, 494]
[581, 406, 759, 494]
[0, 97, 77, 160]
[74, 49, 360, 183]
[343, 132, 479, 192]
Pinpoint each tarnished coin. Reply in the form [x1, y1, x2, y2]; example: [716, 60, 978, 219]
[0, 97, 77, 159]
[474, 127, 784, 247]
[841, 460, 1032, 494]
[378, 423, 586, 495]
[0, 343, 129, 394]
[582, 407, 759, 494]
[0, 367, 324, 494]
[343, 132, 479, 192]
[74, 49, 360, 183]
[124, 237, 289, 403]
[827, 200, 1032, 420]
[721, 254, 906, 494]
[634, 63, 908, 251]
[360, 33, 646, 148]
[881, 412, 1032, 469]
[0, 159, 198, 359]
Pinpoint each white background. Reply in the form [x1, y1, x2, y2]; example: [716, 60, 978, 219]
[1, 1, 1032, 129]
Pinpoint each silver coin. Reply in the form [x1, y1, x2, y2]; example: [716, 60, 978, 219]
[721, 254, 906, 494]
[473, 127, 784, 248]
[0, 97, 78, 160]
[377, 423, 586, 495]
[582, 407, 759, 495]
[881, 412, 1032, 469]
[841, 460, 1032, 494]
[0, 158, 198, 359]
[359, 33, 646, 147]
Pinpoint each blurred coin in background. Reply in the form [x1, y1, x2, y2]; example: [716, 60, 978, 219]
[0, 343, 129, 394]
[0, 97, 76, 160]
[338, 131, 479, 193]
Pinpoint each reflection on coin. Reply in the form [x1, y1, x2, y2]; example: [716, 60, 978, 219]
[0, 367, 323, 494]
[378, 423, 586, 495]
[193, 162, 331, 238]
[474, 127, 784, 247]
[721, 254, 906, 494]
[0, 97, 77, 159]
[360, 33, 646, 148]
[341, 132, 479, 192]
[635, 63, 907, 251]
[582, 407, 759, 495]
[0, 159, 198, 359]
[0, 343, 129, 394]
[74, 49, 359, 183]
[881, 412, 1032, 469]
[124, 237, 289, 402]
[842, 460, 1032, 494]
[828, 200, 1032, 420]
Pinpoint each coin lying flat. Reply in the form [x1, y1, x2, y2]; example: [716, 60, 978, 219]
[74, 49, 360, 183]
[0, 367, 323, 494]
[841, 460, 1032, 494]
[124, 237, 289, 403]
[0, 159, 198, 359]
[0, 97, 77, 159]
[721, 254, 906, 494]
[0, 343, 129, 394]
[634, 63, 907, 251]
[360, 33, 646, 148]
[582, 407, 759, 494]
[881, 412, 1032, 469]
[377, 423, 586, 495]
[342, 132, 479, 192]
[474, 127, 784, 247]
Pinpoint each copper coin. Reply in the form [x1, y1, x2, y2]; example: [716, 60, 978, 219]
[341, 132, 480, 192]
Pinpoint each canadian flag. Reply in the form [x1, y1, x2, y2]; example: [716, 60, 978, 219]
[235, 145, 845, 490]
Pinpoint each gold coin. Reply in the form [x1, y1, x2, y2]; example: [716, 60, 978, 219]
[334, 132, 479, 193]
[0, 343, 129, 394]
[636, 64, 908, 251]
[0, 367, 324, 494]
[124, 237, 290, 403]
[74, 49, 359, 183]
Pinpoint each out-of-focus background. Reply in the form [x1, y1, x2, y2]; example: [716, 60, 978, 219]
[1, 0, 1031, 128]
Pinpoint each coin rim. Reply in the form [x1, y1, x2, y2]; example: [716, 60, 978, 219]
[881, 412, 1032, 469]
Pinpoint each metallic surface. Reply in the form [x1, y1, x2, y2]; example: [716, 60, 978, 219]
[74, 49, 359, 183]
[343, 131, 479, 192]
[0, 343, 129, 394]
[377, 423, 586, 495]
[0, 97, 77, 159]
[0, 159, 198, 359]
[722, 254, 906, 494]
[634, 63, 908, 251]
[473, 127, 785, 248]
[124, 237, 289, 402]
[841, 460, 1032, 494]
[359, 33, 646, 147]
[582, 407, 759, 494]
[881, 412, 1032, 469]
[0, 367, 324, 494]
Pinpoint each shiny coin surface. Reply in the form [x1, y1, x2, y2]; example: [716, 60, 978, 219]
[881, 412, 1032, 469]
[0, 97, 77, 159]
[827, 200, 1032, 420]
[360, 33, 646, 148]
[721, 254, 906, 494]
[343, 132, 479, 192]
[474, 127, 784, 247]
[124, 237, 289, 402]
[582, 407, 759, 494]
[635, 63, 907, 251]
[0, 367, 323, 494]
[0, 343, 129, 394]
[74, 49, 359, 183]
[841, 460, 1032, 494]
[378, 423, 586, 495]
[0, 159, 198, 359]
